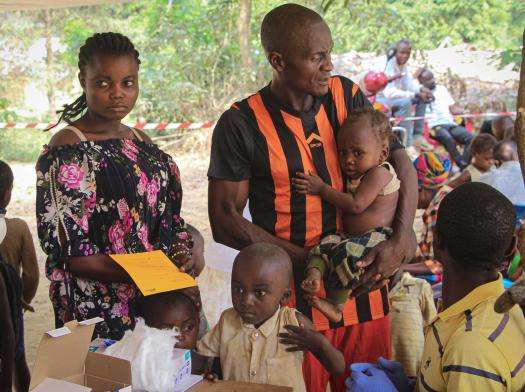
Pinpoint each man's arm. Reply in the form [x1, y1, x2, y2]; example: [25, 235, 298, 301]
[354, 148, 418, 295]
[208, 179, 309, 266]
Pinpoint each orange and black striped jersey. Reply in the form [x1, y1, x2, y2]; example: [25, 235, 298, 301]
[208, 75, 403, 330]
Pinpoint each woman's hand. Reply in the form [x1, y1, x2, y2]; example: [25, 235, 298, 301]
[292, 172, 327, 195]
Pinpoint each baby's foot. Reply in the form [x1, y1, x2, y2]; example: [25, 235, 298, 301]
[302, 268, 322, 294]
[308, 296, 343, 323]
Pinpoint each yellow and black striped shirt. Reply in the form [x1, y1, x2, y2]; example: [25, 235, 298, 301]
[208, 76, 403, 330]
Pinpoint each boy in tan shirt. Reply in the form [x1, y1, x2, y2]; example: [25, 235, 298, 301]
[197, 243, 345, 390]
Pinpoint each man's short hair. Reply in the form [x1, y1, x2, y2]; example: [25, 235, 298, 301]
[436, 182, 515, 270]
[260, 3, 323, 54]
[396, 39, 411, 48]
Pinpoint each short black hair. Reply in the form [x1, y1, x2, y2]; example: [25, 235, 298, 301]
[234, 242, 292, 281]
[0, 160, 13, 202]
[342, 107, 393, 146]
[260, 3, 323, 54]
[436, 182, 515, 270]
[136, 291, 197, 327]
[396, 39, 411, 48]
[493, 140, 517, 163]
[470, 133, 497, 156]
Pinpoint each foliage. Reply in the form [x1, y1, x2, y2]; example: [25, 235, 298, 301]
[0, 0, 522, 127]
[0, 129, 48, 162]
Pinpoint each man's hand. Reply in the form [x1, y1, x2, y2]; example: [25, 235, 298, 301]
[278, 325, 327, 354]
[292, 172, 327, 195]
[352, 231, 417, 297]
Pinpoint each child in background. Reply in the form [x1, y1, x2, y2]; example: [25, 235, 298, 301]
[414, 152, 452, 277]
[0, 160, 36, 391]
[292, 108, 399, 322]
[492, 140, 518, 168]
[388, 267, 437, 378]
[348, 182, 525, 391]
[136, 291, 200, 350]
[448, 133, 496, 188]
[196, 243, 345, 391]
[106, 290, 202, 392]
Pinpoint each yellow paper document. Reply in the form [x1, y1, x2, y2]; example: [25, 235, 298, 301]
[110, 250, 196, 296]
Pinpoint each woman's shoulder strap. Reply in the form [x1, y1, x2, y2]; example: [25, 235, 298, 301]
[61, 125, 88, 142]
[130, 127, 144, 142]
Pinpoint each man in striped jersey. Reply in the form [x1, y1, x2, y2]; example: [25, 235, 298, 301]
[207, 3, 418, 391]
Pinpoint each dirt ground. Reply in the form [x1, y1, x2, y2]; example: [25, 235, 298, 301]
[7, 149, 233, 367]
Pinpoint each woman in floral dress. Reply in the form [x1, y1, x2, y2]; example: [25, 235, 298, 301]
[36, 33, 194, 339]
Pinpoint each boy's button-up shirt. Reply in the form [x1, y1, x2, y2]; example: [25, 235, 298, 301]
[197, 306, 305, 391]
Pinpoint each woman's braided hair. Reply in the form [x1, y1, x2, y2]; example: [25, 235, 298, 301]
[47, 32, 140, 130]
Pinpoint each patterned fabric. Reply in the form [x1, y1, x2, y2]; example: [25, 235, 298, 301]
[36, 137, 192, 339]
[307, 227, 393, 304]
[417, 185, 452, 274]
[414, 151, 451, 189]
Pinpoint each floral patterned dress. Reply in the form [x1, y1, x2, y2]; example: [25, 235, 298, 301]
[36, 133, 192, 339]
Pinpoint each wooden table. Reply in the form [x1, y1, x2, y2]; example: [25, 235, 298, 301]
[188, 380, 293, 391]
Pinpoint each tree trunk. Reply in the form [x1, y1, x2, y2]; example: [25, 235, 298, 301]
[515, 29, 525, 266]
[44, 9, 56, 118]
[237, 0, 252, 71]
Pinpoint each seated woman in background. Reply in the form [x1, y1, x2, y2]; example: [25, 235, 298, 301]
[36, 32, 196, 340]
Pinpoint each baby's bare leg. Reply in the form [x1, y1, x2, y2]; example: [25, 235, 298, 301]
[307, 296, 344, 323]
[302, 267, 323, 294]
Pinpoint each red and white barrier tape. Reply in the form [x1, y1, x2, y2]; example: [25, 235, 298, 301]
[0, 121, 217, 131]
[0, 112, 515, 130]
[392, 111, 514, 124]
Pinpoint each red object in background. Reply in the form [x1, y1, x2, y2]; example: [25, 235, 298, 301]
[364, 71, 389, 95]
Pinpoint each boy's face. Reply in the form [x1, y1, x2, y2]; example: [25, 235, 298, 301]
[231, 258, 290, 328]
[337, 121, 388, 180]
[473, 150, 495, 172]
[149, 303, 199, 349]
